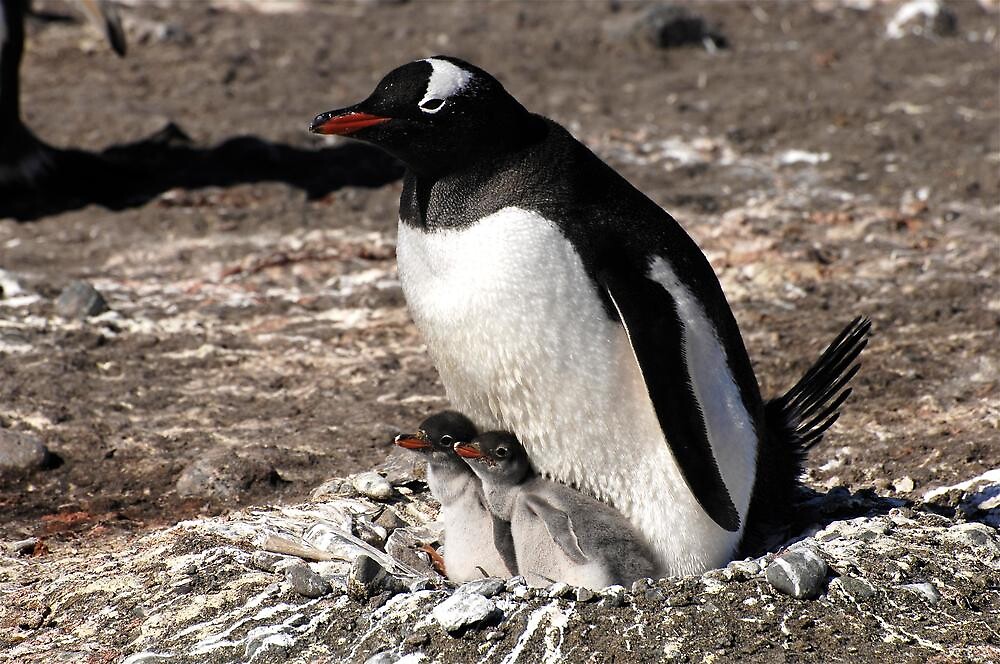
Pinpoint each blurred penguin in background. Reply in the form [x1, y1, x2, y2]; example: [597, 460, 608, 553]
[1, 0, 126, 188]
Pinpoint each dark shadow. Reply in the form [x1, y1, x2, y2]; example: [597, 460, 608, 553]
[0, 123, 404, 222]
[739, 485, 908, 558]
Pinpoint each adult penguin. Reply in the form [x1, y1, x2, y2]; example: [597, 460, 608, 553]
[311, 57, 870, 575]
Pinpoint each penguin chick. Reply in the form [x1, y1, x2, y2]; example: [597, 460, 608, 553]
[393, 411, 517, 581]
[456, 432, 658, 589]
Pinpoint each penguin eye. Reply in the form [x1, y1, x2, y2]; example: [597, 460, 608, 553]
[439, 434, 454, 448]
[494, 446, 509, 459]
[419, 98, 445, 112]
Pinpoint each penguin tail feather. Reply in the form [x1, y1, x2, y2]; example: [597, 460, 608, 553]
[739, 316, 871, 556]
[764, 315, 872, 463]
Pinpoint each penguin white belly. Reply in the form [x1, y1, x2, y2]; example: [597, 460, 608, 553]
[396, 207, 755, 575]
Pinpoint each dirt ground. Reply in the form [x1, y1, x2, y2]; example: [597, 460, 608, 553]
[0, 0, 997, 552]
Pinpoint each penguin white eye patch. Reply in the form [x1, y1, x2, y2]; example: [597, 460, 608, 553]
[419, 58, 473, 113]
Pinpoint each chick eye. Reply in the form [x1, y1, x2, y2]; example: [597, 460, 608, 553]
[439, 434, 454, 447]
[420, 98, 445, 112]
[495, 446, 509, 459]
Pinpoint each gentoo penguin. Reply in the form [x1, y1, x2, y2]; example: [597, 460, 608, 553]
[456, 431, 659, 589]
[393, 411, 517, 581]
[310, 56, 871, 575]
[1, 0, 125, 187]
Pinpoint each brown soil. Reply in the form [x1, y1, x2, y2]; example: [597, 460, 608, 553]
[1, 0, 997, 551]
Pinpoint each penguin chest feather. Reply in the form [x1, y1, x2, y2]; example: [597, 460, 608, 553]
[397, 206, 754, 574]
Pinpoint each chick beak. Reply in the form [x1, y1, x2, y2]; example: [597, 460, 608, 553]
[453, 442, 485, 459]
[393, 433, 431, 451]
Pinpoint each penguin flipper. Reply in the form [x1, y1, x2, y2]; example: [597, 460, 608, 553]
[598, 268, 740, 532]
[523, 495, 588, 565]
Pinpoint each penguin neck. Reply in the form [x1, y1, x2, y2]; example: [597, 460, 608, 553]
[426, 460, 477, 505]
[398, 114, 550, 230]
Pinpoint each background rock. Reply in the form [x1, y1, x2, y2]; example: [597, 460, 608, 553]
[0, 430, 49, 472]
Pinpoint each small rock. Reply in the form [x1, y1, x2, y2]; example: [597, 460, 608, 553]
[945, 522, 999, 553]
[893, 476, 916, 493]
[175, 450, 281, 501]
[504, 575, 527, 592]
[547, 582, 574, 598]
[831, 576, 876, 601]
[432, 592, 498, 633]
[310, 477, 360, 501]
[250, 550, 287, 573]
[0, 430, 49, 472]
[352, 472, 394, 501]
[724, 560, 761, 581]
[886, 0, 957, 40]
[765, 547, 829, 599]
[574, 587, 595, 602]
[600, 584, 627, 607]
[3, 537, 40, 556]
[55, 280, 109, 319]
[373, 507, 408, 532]
[377, 445, 426, 485]
[603, 3, 726, 50]
[354, 518, 388, 548]
[363, 652, 397, 664]
[384, 529, 438, 578]
[460, 577, 505, 598]
[403, 631, 430, 646]
[0, 269, 28, 299]
[901, 582, 941, 605]
[285, 562, 332, 599]
[348, 554, 405, 600]
[409, 578, 432, 593]
[644, 588, 666, 602]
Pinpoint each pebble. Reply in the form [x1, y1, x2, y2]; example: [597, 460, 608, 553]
[944, 523, 999, 553]
[402, 631, 430, 647]
[765, 547, 829, 599]
[310, 477, 360, 501]
[373, 507, 408, 532]
[460, 577, 506, 598]
[175, 451, 281, 501]
[600, 585, 627, 607]
[352, 472, 394, 501]
[348, 554, 405, 600]
[724, 560, 762, 581]
[602, 3, 726, 50]
[0, 430, 49, 472]
[3, 537, 40, 556]
[354, 518, 388, 548]
[831, 576, 876, 602]
[285, 562, 332, 599]
[574, 587, 595, 602]
[0, 269, 28, 299]
[547, 582, 574, 599]
[250, 550, 287, 573]
[901, 582, 941, 605]
[55, 280, 109, 319]
[363, 652, 397, 664]
[384, 529, 438, 577]
[893, 476, 916, 493]
[432, 592, 498, 634]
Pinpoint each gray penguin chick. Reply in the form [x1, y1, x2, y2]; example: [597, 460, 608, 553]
[456, 431, 658, 589]
[394, 411, 517, 581]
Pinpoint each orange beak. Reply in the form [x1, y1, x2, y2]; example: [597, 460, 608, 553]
[454, 442, 484, 459]
[393, 433, 431, 451]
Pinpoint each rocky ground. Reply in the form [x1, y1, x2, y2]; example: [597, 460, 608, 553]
[0, 0, 998, 661]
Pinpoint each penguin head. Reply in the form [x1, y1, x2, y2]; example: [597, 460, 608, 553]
[454, 431, 532, 484]
[393, 410, 477, 465]
[310, 56, 535, 175]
